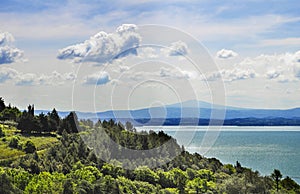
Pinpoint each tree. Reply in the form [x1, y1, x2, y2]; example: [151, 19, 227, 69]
[59, 112, 79, 134]
[0, 171, 21, 194]
[169, 168, 187, 193]
[17, 111, 40, 134]
[38, 113, 49, 133]
[134, 166, 159, 185]
[27, 104, 34, 116]
[24, 172, 65, 194]
[0, 97, 6, 112]
[125, 121, 133, 131]
[95, 119, 102, 128]
[0, 126, 4, 137]
[9, 137, 20, 149]
[63, 179, 74, 194]
[24, 141, 36, 154]
[271, 169, 282, 192]
[0, 106, 21, 121]
[281, 176, 300, 192]
[48, 108, 60, 132]
[185, 177, 209, 194]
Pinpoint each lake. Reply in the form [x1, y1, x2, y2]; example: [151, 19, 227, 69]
[137, 126, 300, 183]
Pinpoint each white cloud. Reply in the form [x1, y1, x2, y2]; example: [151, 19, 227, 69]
[206, 68, 256, 82]
[0, 67, 76, 86]
[83, 71, 110, 85]
[159, 67, 197, 79]
[0, 32, 25, 64]
[216, 49, 238, 59]
[0, 46, 24, 64]
[293, 64, 300, 78]
[119, 65, 130, 72]
[0, 32, 14, 46]
[162, 41, 189, 56]
[16, 73, 36, 86]
[265, 70, 281, 79]
[235, 50, 300, 82]
[138, 47, 158, 58]
[210, 50, 300, 83]
[57, 24, 141, 64]
[0, 67, 18, 83]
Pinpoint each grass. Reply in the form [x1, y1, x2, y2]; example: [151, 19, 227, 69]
[0, 124, 59, 161]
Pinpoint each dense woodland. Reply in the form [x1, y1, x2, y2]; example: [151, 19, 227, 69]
[0, 97, 300, 194]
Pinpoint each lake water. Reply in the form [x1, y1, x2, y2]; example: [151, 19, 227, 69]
[137, 126, 300, 183]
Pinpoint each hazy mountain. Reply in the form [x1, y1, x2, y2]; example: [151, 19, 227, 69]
[35, 100, 300, 122]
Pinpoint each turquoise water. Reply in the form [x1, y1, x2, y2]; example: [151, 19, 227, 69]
[137, 126, 300, 183]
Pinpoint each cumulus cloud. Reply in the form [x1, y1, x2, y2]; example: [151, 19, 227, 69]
[216, 49, 238, 59]
[265, 70, 281, 79]
[206, 68, 256, 82]
[83, 71, 110, 85]
[119, 65, 130, 72]
[294, 65, 300, 78]
[15, 71, 77, 86]
[0, 67, 18, 83]
[138, 47, 158, 58]
[236, 50, 300, 82]
[159, 67, 197, 79]
[57, 24, 141, 64]
[16, 73, 36, 86]
[0, 67, 76, 86]
[0, 32, 14, 46]
[293, 51, 300, 78]
[0, 46, 24, 64]
[162, 41, 189, 56]
[0, 31, 25, 64]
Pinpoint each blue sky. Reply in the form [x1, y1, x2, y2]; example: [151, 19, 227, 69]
[0, 0, 299, 111]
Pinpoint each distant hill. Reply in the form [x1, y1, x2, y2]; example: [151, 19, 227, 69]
[36, 100, 300, 126]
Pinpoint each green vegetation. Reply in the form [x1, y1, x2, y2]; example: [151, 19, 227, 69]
[0, 97, 299, 193]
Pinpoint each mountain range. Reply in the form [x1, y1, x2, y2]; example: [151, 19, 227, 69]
[36, 100, 300, 126]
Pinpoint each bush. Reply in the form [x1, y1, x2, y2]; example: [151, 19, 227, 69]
[24, 141, 36, 154]
[0, 126, 4, 137]
[9, 137, 20, 149]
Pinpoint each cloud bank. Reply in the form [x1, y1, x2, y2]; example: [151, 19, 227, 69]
[83, 71, 110, 85]
[209, 50, 300, 83]
[206, 68, 256, 82]
[57, 24, 141, 64]
[159, 67, 197, 79]
[0, 67, 76, 86]
[238, 50, 300, 82]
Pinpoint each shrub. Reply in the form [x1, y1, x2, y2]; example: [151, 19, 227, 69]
[0, 126, 4, 137]
[24, 141, 36, 154]
[9, 137, 20, 149]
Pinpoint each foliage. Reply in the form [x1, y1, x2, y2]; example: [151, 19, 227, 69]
[0, 106, 21, 122]
[0, 97, 6, 112]
[271, 169, 283, 192]
[9, 136, 21, 149]
[0, 125, 4, 137]
[23, 141, 36, 154]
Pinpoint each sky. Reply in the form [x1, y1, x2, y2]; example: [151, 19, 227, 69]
[0, 0, 300, 112]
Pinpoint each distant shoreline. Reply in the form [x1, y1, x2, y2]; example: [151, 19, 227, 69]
[131, 117, 300, 126]
[136, 125, 300, 131]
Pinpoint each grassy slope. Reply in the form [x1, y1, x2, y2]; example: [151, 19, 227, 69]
[0, 124, 59, 161]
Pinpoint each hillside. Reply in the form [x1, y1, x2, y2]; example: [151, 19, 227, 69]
[0, 98, 299, 193]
